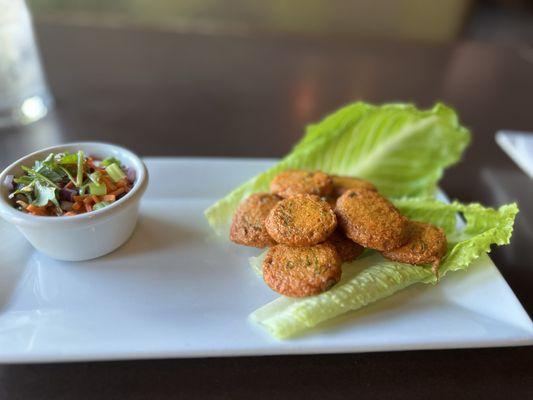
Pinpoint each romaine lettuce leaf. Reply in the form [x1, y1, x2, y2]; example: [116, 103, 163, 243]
[250, 200, 518, 339]
[205, 102, 470, 236]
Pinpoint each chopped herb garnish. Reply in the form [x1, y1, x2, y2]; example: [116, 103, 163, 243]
[58, 165, 76, 185]
[33, 180, 57, 207]
[7, 151, 134, 217]
[59, 153, 79, 165]
[76, 150, 84, 187]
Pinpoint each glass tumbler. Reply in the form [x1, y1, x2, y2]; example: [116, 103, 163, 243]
[0, 0, 53, 128]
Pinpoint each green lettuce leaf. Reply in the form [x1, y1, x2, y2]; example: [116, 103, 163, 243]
[205, 102, 470, 236]
[250, 200, 518, 339]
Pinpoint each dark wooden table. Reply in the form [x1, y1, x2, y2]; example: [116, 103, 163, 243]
[1, 21, 532, 399]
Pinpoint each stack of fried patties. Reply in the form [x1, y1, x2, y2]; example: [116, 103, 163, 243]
[230, 170, 447, 298]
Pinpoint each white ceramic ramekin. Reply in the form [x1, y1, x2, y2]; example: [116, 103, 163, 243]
[0, 142, 148, 261]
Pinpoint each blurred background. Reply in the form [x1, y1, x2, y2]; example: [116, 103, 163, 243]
[27, 0, 533, 44]
[12, 0, 532, 168]
[13, 0, 533, 152]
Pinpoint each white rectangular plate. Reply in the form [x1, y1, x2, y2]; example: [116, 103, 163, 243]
[0, 158, 532, 363]
[496, 130, 533, 178]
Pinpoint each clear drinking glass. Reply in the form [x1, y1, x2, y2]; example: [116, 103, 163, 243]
[0, 0, 53, 128]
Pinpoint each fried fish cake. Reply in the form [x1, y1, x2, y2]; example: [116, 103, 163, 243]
[331, 175, 377, 197]
[336, 189, 408, 251]
[327, 229, 364, 263]
[270, 169, 333, 198]
[382, 221, 447, 267]
[265, 194, 337, 246]
[262, 243, 342, 297]
[324, 196, 338, 210]
[230, 193, 281, 248]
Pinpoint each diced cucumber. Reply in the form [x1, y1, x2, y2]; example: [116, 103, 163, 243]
[89, 182, 107, 196]
[105, 163, 126, 182]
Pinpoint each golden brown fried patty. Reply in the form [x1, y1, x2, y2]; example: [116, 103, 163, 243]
[265, 194, 337, 246]
[336, 189, 408, 251]
[324, 196, 338, 210]
[331, 175, 377, 197]
[327, 229, 364, 263]
[230, 193, 280, 248]
[262, 243, 342, 297]
[382, 221, 447, 267]
[270, 170, 333, 198]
